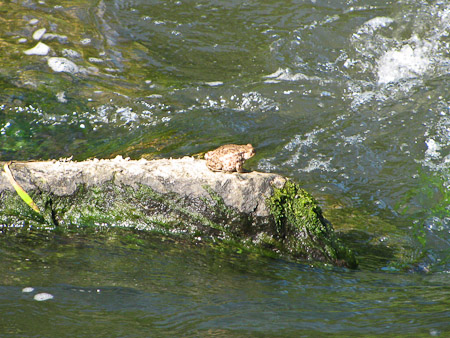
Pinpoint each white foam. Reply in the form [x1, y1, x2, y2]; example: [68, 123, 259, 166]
[116, 106, 138, 123]
[237, 92, 278, 112]
[377, 43, 431, 84]
[264, 68, 310, 82]
[302, 158, 335, 173]
[56, 91, 67, 103]
[425, 138, 441, 158]
[365, 17, 394, 30]
[356, 17, 394, 36]
[350, 91, 375, 110]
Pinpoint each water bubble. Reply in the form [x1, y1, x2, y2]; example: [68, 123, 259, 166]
[22, 287, 34, 293]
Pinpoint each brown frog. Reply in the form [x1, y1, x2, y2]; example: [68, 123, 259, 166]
[204, 144, 255, 173]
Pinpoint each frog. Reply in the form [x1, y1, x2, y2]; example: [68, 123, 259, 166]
[204, 144, 255, 173]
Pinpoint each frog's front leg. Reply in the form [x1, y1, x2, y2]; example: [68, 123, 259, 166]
[236, 161, 244, 173]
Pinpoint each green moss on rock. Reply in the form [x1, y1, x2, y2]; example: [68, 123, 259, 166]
[267, 180, 357, 268]
[1, 178, 356, 268]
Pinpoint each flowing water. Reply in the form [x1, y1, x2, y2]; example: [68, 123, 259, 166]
[0, 0, 449, 336]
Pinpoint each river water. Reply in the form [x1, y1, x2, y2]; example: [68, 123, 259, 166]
[0, 0, 449, 336]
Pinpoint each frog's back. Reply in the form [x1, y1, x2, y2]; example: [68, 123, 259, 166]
[205, 144, 255, 172]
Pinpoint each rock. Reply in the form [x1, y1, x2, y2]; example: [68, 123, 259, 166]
[24, 42, 50, 55]
[0, 157, 283, 215]
[32, 28, 46, 40]
[0, 157, 357, 268]
[42, 33, 68, 43]
[47, 57, 79, 73]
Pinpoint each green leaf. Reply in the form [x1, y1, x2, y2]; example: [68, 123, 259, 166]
[3, 163, 41, 214]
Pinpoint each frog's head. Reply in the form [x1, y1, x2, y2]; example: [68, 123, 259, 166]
[245, 144, 256, 159]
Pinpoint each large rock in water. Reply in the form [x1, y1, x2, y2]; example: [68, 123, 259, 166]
[0, 156, 357, 268]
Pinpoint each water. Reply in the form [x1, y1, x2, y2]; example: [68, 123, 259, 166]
[0, 0, 449, 336]
[0, 230, 448, 337]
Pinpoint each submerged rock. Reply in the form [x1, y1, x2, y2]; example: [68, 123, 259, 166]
[32, 28, 46, 40]
[0, 157, 357, 268]
[24, 42, 50, 55]
[47, 57, 79, 73]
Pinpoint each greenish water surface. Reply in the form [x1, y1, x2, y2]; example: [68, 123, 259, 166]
[0, 228, 448, 337]
[0, 0, 449, 336]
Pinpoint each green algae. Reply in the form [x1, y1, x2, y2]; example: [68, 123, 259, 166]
[0, 179, 357, 268]
[267, 180, 357, 268]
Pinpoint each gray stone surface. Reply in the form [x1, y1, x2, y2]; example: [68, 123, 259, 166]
[0, 156, 286, 217]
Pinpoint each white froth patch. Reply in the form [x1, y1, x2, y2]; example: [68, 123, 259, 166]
[264, 68, 310, 82]
[237, 92, 278, 112]
[116, 106, 138, 123]
[302, 158, 336, 173]
[356, 17, 394, 36]
[377, 43, 431, 84]
[56, 91, 67, 103]
[365, 17, 394, 29]
[350, 91, 375, 110]
[425, 138, 441, 158]
[48, 57, 79, 73]
[34, 293, 54, 301]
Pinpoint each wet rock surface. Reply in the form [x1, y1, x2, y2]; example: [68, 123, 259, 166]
[0, 156, 356, 268]
[0, 156, 285, 217]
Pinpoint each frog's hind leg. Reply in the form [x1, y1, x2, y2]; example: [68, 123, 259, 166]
[206, 162, 223, 172]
